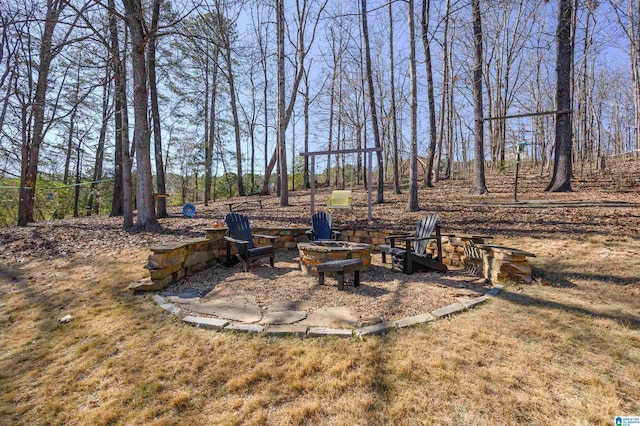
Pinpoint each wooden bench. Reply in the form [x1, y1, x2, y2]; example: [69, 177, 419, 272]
[226, 199, 263, 212]
[316, 258, 363, 291]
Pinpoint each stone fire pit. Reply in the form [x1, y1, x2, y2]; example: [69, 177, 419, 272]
[298, 241, 372, 276]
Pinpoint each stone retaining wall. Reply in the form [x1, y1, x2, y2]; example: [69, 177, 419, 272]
[479, 245, 536, 284]
[133, 227, 489, 291]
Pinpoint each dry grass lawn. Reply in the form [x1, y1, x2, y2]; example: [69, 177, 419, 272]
[1, 164, 639, 425]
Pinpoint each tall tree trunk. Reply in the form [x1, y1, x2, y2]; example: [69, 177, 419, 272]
[148, 0, 167, 218]
[303, 67, 310, 188]
[546, 0, 574, 192]
[421, 0, 437, 188]
[261, 149, 277, 195]
[249, 73, 257, 193]
[327, 37, 337, 186]
[64, 64, 80, 186]
[205, 47, 219, 205]
[361, 0, 384, 203]
[389, 0, 401, 194]
[407, 0, 419, 211]
[121, 35, 133, 228]
[122, 0, 157, 229]
[335, 56, 343, 189]
[18, 3, 62, 226]
[440, 0, 452, 180]
[469, 0, 488, 195]
[277, 0, 288, 205]
[114, 25, 134, 226]
[88, 63, 111, 215]
[63, 106, 77, 185]
[291, 115, 296, 191]
[445, 30, 454, 179]
[634, 0, 640, 156]
[109, 0, 125, 218]
[203, 51, 211, 204]
[262, 25, 269, 192]
[73, 140, 82, 217]
[225, 37, 245, 197]
[254, 6, 270, 195]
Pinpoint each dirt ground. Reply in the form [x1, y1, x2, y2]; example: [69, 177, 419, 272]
[1, 163, 638, 262]
[1, 166, 637, 323]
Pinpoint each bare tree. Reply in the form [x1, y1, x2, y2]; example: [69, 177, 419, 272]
[439, 0, 452, 180]
[388, 0, 401, 194]
[421, 0, 437, 188]
[18, 1, 67, 225]
[253, 5, 272, 193]
[88, 62, 111, 216]
[546, 0, 575, 192]
[469, 0, 488, 195]
[407, 0, 419, 211]
[204, 45, 219, 205]
[108, 0, 131, 225]
[148, 0, 168, 218]
[361, 0, 384, 203]
[323, 24, 346, 189]
[276, 0, 288, 205]
[216, 6, 245, 197]
[122, 0, 157, 229]
[264, 0, 326, 203]
[611, 0, 640, 157]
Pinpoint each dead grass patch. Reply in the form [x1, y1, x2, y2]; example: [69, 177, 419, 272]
[2, 235, 639, 424]
[2, 167, 640, 424]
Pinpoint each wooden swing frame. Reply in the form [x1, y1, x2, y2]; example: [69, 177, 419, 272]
[299, 147, 382, 223]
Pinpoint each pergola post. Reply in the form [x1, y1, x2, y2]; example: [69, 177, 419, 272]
[367, 150, 373, 222]
[310, 156, 316, 216]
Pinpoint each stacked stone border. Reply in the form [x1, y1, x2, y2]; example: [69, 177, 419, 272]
[150, 285, 503, 338]
[134, 226, 491, 291]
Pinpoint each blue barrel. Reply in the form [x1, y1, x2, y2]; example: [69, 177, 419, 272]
[182, 203, 196, 217]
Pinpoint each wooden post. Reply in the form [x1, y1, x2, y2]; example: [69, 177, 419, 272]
[367, 151, 373, 222]
[310, 156, 316, 216]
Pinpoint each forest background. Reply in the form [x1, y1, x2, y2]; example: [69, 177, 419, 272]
[1, 0, 638, 228]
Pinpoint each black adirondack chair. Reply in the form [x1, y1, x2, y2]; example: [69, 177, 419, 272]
[306, 212, 341, 241]
[387, 215, 448, 275]
[224, 213, 278, 272]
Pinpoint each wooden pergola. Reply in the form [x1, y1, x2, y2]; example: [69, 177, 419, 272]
[299, 147, 383, 222]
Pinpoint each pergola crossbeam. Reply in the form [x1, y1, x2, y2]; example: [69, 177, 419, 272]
[482, 109, 573, 122]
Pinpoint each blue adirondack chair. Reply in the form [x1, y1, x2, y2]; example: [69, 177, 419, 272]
[224, 213, 278, 272]
[386, 214, 448, 274]
[307, 212, 340, 241]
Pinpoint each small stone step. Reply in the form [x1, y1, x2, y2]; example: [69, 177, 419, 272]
[355, 321, 396, 336]
[224, 323, 264, 333]
[396, 313, 436, 328]
[264, 325, 308, 338]
[307, 327, 353, 338]
[182, 315, 228, 330]
[431, 303, 466, 318]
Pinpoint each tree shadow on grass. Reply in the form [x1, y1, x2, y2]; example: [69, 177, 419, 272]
[364, 333, 396, 425]
[532, 265, 640, 287]
[531, 267, 578, 288]
[497, 290, 640, 329]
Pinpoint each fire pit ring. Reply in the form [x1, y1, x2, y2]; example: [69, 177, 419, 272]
[298, 240, 372, 276]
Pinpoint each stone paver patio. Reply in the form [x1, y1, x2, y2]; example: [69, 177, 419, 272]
[153, 284, 504, 338]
